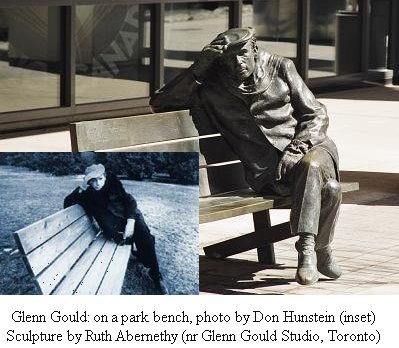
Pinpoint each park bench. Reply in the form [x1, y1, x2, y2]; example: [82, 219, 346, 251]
[70, 110, 359, 264]
[13, 204, 131, 295]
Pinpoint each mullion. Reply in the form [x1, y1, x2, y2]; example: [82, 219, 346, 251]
[151, 2, 165, 93]
[359, 0, 371, 73]
[60, 5, 76, 107]
[297, 0, 310, 81]
[229, 0, 242, 29]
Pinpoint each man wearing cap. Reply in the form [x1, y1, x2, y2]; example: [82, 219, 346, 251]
[64, 163, 168, 294]
[150, 28, 342, 286]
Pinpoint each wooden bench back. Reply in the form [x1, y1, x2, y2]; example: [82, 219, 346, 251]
[14, 205, 98, 295]
[70, 110, 198, 152]
[70, 111, 249, 197]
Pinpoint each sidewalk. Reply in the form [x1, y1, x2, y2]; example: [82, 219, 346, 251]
[200, 84, 399, 294]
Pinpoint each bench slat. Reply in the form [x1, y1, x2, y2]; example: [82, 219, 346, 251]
[199, 182, 359, 223]
[74, 240, 118, 295]
[71, 110, 196, 151]
[26, 215, 93, 276]
[200, 188, 260, 205]
[97, 245, 132, 295]
[35, 226, 98, 295]
[200, 195, 290, 211]
[102, 137, 200, 152]
[53, 236, 107, 295]
[14, 205, 86, 255]
[200, 199, 285, 224]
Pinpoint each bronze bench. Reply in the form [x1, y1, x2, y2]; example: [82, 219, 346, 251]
[70, 110, 359, 264]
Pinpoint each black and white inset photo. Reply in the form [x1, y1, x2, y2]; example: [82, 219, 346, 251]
[0, 152, 199, 295]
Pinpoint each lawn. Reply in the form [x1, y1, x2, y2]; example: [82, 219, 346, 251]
[0, 165, 199, 295]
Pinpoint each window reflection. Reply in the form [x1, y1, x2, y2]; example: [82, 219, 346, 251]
[75, 4, 151, 104]
[164, 2, 230, 83]
[0, 7, 60, 113]
[309, 0, 360, 78]
[242, 0, 297, 62]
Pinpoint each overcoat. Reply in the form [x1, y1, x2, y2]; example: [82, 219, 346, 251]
[150, 51, 338, 193]
[64, 174, 140, 241]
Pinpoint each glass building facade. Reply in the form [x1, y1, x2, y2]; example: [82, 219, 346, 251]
[0, 0, 397, 133]
[0, 6, 61, 113]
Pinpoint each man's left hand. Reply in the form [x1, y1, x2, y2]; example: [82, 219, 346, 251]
[276, 140, 309, 182]
[123, 219, 135, 240]
[276, 151, 302, 182]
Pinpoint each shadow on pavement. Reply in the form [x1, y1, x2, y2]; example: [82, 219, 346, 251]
[341, 171, 399, 206]
[318, 85, 399, 101]
[199, 256, 294, 295]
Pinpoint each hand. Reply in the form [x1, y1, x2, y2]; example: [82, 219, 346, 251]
[192, 40, 225, 81]
[123, 219, 135, 240]
[79, 182, 89, 192]
[276, 140, 309, 182]
[276, 150, 303, 182]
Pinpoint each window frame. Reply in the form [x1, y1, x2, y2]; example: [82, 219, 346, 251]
[0, 0, 371, 133]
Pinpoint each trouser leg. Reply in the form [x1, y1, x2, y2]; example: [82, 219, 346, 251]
[132, 213, 160, 280]
[289, 147, 340, 284]
[315, 179, 343, 279]
[290, 147, 338, 237]
[316, 179, 342, 250]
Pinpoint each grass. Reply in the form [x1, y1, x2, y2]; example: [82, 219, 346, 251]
[0, 165, 198, 295]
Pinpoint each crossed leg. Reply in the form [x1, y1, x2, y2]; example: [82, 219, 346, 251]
[289, 147, 342, 285]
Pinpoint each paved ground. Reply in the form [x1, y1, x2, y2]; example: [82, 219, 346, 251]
[0, 83, 398, 295]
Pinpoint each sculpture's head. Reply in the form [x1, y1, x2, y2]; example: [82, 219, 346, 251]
[213, 27, 258, 81]
[84, 163, 107, 191]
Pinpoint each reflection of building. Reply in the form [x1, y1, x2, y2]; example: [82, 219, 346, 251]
[0, 0, 398, 133]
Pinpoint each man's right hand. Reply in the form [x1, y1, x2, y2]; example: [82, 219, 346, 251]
[192, 40, 225, 82]
[79, 182, 89, 192]
[123, 219, 135, 240]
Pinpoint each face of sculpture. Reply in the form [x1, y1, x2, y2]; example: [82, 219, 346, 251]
[88, 173, 106, 191]
[223, 40, 256, 81]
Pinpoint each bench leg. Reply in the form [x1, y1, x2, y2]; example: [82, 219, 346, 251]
[203, 212, 292, 262]
[253, 210, 276, 265]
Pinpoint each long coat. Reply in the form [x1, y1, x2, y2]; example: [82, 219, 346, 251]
[150, 51, 338, 193]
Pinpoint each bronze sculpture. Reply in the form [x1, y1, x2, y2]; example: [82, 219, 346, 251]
[150, 28, 342, 285]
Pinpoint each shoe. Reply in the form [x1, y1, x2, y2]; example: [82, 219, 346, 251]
[155, 277, 169, 295]
[295, 233, 319, 285]
[316, 246, 342, 279]
[149, 271, 169, 295]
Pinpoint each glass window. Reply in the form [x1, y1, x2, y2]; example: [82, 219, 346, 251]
[309, 0, 360, 78]
[75, 4, 151, 104]
[0, 7, 61, 113]
[164, 2, 230, 83]
[242, 0, 297, 62]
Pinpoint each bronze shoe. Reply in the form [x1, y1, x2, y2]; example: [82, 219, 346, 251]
[316, 246, 342, 279]
[295, 233, 319, 285]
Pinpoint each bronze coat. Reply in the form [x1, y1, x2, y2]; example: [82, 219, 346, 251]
[150, 51, 338, 193]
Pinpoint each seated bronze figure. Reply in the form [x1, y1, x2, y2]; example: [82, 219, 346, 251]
[150, 27, 342, 285]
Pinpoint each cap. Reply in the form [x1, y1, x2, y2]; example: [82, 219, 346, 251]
[211, 27, 256, 50]
[83, 163, 105, 185]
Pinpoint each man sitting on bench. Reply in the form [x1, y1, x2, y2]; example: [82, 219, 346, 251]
[150, 27, 342, 286]
[64, 163, 169, 294]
